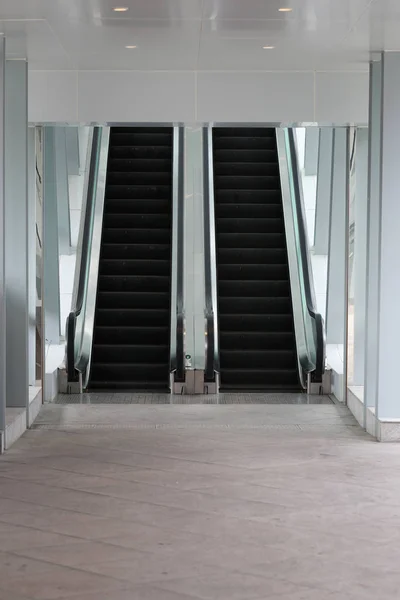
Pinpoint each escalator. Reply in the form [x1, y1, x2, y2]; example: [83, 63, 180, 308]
[205, 126, 325, 393]
[89, 127, 173, 390]
[67, 126, 184, 393]
[213, 127, 300, 391]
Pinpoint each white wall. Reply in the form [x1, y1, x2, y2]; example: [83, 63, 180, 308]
[28, 70, 369, 125]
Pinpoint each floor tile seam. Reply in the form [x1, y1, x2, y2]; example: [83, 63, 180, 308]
[0, 546, 151, 588]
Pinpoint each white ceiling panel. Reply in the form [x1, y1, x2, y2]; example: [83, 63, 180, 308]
[48, 18, 201, 70]
[0, 20, 73, 69]
[203, 0, 372, 24]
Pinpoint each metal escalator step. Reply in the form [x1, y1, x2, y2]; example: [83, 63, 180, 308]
[219, 314, 294, 333]
[216, 203, 282, 219]
[90, 363, 170, 382]
[218, 248, 287, 264]
[104, 199, 171, 215]
[103, 214, 171, 229]
[92, 344, 169, 364]
[108, 159, 172, 173]
[218, 280, 290, 297]
[98, 275, 170, 293]
[220, 369, 299, 387]
[216, 189, 281, 204]
[102, 228, 171, 244]
[110, 146, 172, 159]
[101, 244, 171, 260]
[220, 349, 296, 369]
[97, 291, 170, 309]
[217, 218, 284, 234]
[214, 127, 276, 137]
[96, 308, 169, 327]
[213, 136, 276, 150]
[112, 127, 172, 134]
[99, 259, 170, 276]
[89, 381, 170, 392]
[107, 172, 171, 186]
[217, 233, 286, 249]
[106, 184, 171, 200]
[215, 175, 280, 190]
[214, 162, 279, 177]
[218, 296, 291, 314]
[111, 132, 172, 146]
[214, 149, 277, 163]
[219, 331, 294, 350]
[217, 264, 288, 281]
[95, 326, 169, 345]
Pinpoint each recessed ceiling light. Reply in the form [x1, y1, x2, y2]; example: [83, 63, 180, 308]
[263, 46, 275, 49]
[125, 45, 137, 49]
[113, 6, 129, 12]
[279, 7, 293, 12]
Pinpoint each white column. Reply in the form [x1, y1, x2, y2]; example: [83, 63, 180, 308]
[314, 129, 333, 255]
[28, 127, 37, 386]
[365, 59, 382, 418]
[0, 38, 5, 443]
[43, 127, 61, 345]
[304, 127, 319, 176]
[325, 128, 349, 346]
[4, 60, 29, 414]
[368, 53, 400, 420]
[184, 126, 205, 370]
[55, 127, 71, 255]
[352, 128, 368, 385]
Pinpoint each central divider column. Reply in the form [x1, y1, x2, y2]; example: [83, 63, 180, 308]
[183, 126, 206, 393]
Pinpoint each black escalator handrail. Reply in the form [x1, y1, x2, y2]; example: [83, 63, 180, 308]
[66, 127, 101, 383]
[203, 127, 218, 382]
[173, 127, 185, 382]
[287, 129, 326, 380]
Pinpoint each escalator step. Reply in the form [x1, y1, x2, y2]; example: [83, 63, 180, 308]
[214, 127, 276, 137]
[97, 291, 170, 310]
[217, 218, 284, 234]
[213, 136, 276, 150]
[110, 146, 172, 159]
[99, 259, 170, 276]
[107, 172, 171, 186]
[103, 214, 171, 229]
[216, 189, 281, 204]
[106, 184, 171, 200]
[214, 149, 277, 163]
[221, 350, 296, 369]
[218, 280, 290, 297]
[216, 203, 283, 219]
[219, 297, 291, 315]
[218, 248, 287, 264]
[108, 158, 172, 172]
[104, 199, 170, 214]
[217, 264, 288, 280]
[102, 228, 171, 244]
[98, 275, 170, 292]
[101, 244, 171, 260]
[91, 363, 170, 382]
[111, 132, 172, 146]
[89, 381, 170, 392]
[95, 326, 169, 345]
[219, 314, 294, 333]
[96, 309, 169, 327]
[215, 175, 280, 190]
[217, 233, 286, 249]
[214, 163, 279, 177]
[92, 345, 169, 364]
[219, 331, 295, 350]
[220, 369, 299, 387]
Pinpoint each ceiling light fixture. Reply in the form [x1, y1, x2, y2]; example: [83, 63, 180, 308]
[113, 6, 129, 12]
[263, 45, 275, 49]
[125, 45, 137, 49]
[278, 7, 293, 12]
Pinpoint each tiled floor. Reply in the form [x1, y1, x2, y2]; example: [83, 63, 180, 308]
[1, 398, 400, 599]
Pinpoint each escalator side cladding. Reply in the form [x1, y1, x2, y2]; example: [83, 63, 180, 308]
[89, 127, 173, 391]
[213, 127, 301, 391]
